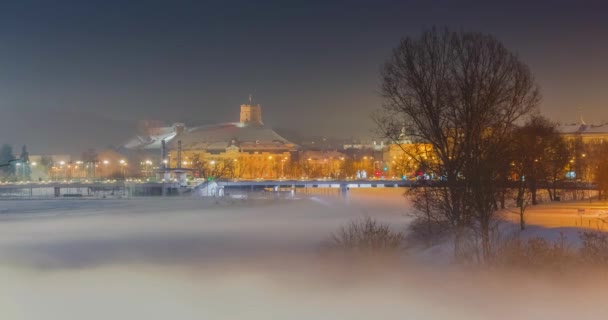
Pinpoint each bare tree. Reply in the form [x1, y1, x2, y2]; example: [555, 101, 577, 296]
[81, 148, 99, 179]
[376, 27, 540, 261]
[587, 141, 608, 200]
[510, 115, 570, 229]
[190, 154, 235, 180]
[0, 144, 16, 177]
[406, 185, 452, 247]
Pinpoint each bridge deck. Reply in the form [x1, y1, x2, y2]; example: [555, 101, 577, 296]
[0, 179, 598, 190]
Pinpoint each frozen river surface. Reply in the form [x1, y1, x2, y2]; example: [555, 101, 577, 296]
[1, 190, 607, 320]
[0, 191, 412, 269]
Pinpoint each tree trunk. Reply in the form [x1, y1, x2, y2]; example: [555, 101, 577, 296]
[480, 218, 491, 263]
[424, 188, 433, 246]
[519, 206, 526, 231]
[454, 223, 466, 262]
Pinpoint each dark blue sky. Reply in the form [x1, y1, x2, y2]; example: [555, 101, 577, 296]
[1, 0, 607, 154]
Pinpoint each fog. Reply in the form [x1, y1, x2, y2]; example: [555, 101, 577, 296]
[1, 190, 606, 319]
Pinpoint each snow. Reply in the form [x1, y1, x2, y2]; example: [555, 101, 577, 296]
[1, 190, 608, 319]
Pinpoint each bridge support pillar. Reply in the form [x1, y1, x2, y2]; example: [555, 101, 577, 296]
[340, 184, 349, 199]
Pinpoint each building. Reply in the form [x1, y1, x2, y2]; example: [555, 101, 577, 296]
[557, 120, 608, 182]
[124, 102, 298, 179]
[239, 103, 263, 125]
[298, 150, 346, 179]
[557, 121, 608, 144]
[343, 140, 386, 151]
[383, 142, 434, 179]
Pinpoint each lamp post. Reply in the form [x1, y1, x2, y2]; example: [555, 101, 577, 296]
[567, 158, 577, 200]
[15, 162, 22, 181]
[209, 160, 216, 180]
[119, 159, 126, 180]
[362, 156, 368, 178]
[30, 161, 37, 181]
[101, 160, 109, 180]
[267, 156, 273, 179]
[58, 161, 66, 180]
[145, 160, 152, 177]
[281, 158, 286, 179]
[75, 161, 83, 180]
[67, 163, 72, 180]
[580, 153, 586, 182]
[233, 158, 239, 179]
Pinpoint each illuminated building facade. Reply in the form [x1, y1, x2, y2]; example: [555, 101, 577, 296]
[124, 102, 298, 179]
[557, 122, 608, 144]
[383, 142, 434, 179]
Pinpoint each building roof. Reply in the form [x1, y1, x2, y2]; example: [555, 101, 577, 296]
[123, 126, 177, 150]
[557, 123, 608, 135]
[174, 122, 296, 151]
[124, 102, 298, 152]
[125, 122, 297, 152]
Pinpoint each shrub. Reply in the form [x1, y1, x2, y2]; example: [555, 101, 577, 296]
[322, 217, 404, 256]
[405, 216, 451, 248]
[491, 234, 576, 271]
[579, 232, 608, 265]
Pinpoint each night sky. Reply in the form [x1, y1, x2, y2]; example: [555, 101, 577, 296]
[0, 0, 607, 155]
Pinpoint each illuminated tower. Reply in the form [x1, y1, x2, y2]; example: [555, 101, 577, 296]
[240, 95, 263, 125]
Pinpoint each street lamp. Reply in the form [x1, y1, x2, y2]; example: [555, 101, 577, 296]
[144, 160, 152, 177]
[207, 160, 216, 180]
[98, 160, 108, 180]
[281, 159, 286, 178]
[15, 162, 22, 181]
[120, 161, 127, 180]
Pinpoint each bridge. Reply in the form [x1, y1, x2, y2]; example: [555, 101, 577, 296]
[215, 179, 598, 191]
[0, 179, 598, 199]
[0, 179, 418, 199]
[217, 179, 416, 189]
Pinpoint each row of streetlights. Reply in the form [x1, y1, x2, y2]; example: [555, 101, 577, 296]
[46, 159, 129, 180]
